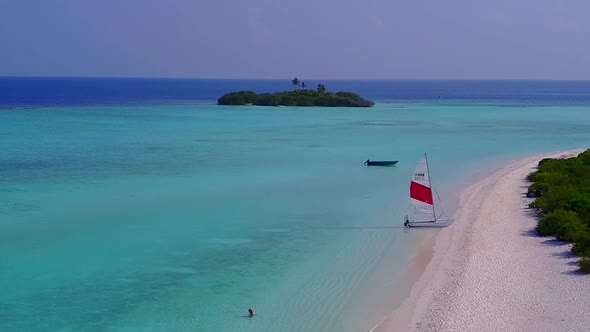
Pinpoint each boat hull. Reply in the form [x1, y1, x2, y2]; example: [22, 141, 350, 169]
[365, 160, 398, 166]
[405, 218, 454, 228]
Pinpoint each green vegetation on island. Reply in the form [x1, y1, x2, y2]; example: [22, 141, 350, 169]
[217, 78, 375, 107]
[527, 149, 590, 273]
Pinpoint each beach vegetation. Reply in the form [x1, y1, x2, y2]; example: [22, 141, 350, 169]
[536, 209, 580, 238]
[527, 149, 590, 272]
[217, 81, 375, 107]
[572, 232, 590, 255]
[580, 255, 590, 273]
[216, 90, 257, 105]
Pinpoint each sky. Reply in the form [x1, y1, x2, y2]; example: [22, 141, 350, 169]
[1, 0, 589, 80]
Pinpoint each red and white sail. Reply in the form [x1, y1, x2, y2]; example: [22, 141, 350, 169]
[409, 155, 436, 222]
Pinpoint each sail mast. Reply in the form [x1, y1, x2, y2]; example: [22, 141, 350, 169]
[424, 152, 436, 222]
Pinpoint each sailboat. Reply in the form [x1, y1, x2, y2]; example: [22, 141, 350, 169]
[404, 153, 453, 228]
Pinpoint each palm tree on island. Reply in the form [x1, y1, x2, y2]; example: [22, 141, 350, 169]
[291, 77, 300, 89]
[301, 81, 306, 90]
[317, 84, 326, 93]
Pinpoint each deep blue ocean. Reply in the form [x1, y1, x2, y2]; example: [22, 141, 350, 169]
[3, 77, 590, 106]
[1, 78, 590, 331]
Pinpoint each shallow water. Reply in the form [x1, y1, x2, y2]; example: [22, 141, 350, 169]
[1, 100, 589, 331]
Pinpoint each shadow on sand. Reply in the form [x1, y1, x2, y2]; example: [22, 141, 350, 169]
[540, 239, 567, 247]
[521, 207, 539, 218]
[517, 208, 588, 277]
[562, 270, 587, 276]
[551, 250, 576, 259]
[521, 229, 540, 238]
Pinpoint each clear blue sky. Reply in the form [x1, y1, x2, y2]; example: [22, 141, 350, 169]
[1, 0, 589, 79]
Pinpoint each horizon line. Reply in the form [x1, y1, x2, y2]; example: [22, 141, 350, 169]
[1, 75, 590, 82]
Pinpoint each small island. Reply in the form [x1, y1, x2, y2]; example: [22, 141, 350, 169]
[217, 78, 375, 107]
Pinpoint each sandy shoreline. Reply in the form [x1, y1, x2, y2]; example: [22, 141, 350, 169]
[373, 150, 590, 332]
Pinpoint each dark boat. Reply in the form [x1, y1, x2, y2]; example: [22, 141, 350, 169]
[364, 159, 399, 166]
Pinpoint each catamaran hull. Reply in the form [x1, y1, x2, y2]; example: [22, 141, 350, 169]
[405, 219, 454, 228]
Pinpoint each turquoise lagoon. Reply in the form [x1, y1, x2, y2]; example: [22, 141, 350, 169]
[1, 101, 589, 331]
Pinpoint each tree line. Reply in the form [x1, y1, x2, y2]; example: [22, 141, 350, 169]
[527, 149, 590, 272]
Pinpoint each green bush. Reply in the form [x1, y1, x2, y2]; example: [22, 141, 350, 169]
[572, 231, 590, 255]
[580, 255, 590, 273]
[536, 209, 581, 238]
[579, 150, 590, 165]
[528, 150, 590, 272]
[536, 186, 576, 213]
[217, 91, 257, 105]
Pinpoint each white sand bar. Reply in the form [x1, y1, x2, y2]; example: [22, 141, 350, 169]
[376, 150, 590, 332]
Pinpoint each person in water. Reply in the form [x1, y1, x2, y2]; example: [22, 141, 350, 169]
[248, 309, 255, 317]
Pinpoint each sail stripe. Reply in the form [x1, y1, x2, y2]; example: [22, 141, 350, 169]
[410, 181, 433, 205]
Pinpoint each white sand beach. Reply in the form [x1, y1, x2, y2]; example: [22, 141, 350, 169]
[375, 150, 590, 332]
